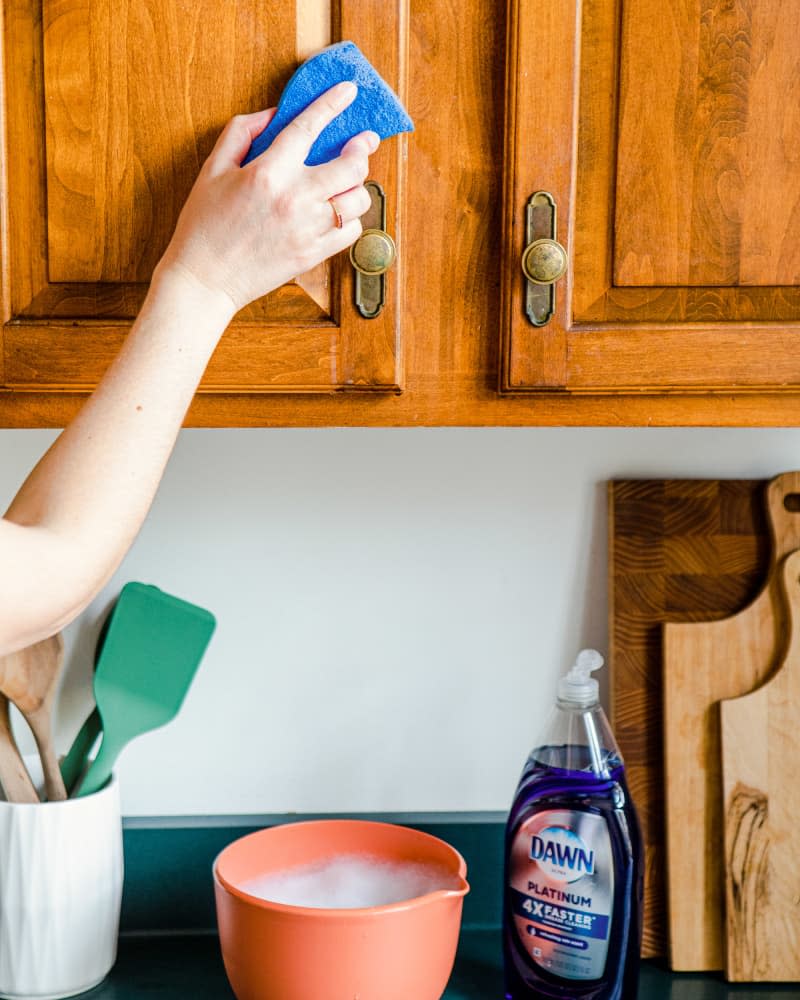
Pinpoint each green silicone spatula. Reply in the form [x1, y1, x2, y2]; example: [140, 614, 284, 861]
[72, 582, 216, 798]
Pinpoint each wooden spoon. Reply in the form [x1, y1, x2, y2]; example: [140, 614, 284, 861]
[0, 692, 38, 803]
[0, 634, 67, 801]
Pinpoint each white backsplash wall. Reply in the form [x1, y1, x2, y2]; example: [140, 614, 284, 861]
[3, 426, 800, 816]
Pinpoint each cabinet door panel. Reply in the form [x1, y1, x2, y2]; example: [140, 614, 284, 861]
[2, 0, 407, 393]
[500, 0, 800, 395]
[615, 0, 800, 288]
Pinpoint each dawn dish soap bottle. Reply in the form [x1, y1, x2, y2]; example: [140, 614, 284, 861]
[503, 649, 643, 999]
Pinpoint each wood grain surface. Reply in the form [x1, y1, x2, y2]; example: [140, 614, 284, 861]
[721, 549, 800, 981]
[501, 0, 800, 398]
[0, 694, 38, 803]
[0, 633, 67, 802]
[615, 0, 800, 287]
[6, 1, 800, 422]
[2, 0, 408, 393]
[662, 471, 800, 970]
[608, 478, 770, 958]
[42, 0, 293, 284]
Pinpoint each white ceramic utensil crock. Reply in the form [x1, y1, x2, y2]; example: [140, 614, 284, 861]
[0, 757, 123, 998]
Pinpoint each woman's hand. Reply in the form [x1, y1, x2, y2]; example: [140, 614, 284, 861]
[0, 83, 384, 656]
[156, 81, 380, 313]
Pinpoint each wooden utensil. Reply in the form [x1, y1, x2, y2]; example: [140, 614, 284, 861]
[609, 478, 770, 956]
[60, 604, 114, 795]
[0, 634, 67, 801]
[720, 548, 800, 981]
[0, 692, 38, 803]
[662, 470, 800, 970]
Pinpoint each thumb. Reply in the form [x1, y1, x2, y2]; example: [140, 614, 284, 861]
[205, 109, 277, 173]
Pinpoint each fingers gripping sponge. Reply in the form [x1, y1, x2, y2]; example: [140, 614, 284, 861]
[242, 41, 414, 167]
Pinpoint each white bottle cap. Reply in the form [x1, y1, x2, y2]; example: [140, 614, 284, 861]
[558, 648, 604, 707]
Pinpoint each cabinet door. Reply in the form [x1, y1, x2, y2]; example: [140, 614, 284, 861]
[1, 0, 407, 393]
[500, 0, 800, 395]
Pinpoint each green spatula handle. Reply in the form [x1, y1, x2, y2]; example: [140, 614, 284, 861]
[60, 708, 101, 795]
[74, 734, 117, 797]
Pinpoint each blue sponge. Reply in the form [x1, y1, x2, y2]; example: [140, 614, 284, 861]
[242, 41, 413, 167]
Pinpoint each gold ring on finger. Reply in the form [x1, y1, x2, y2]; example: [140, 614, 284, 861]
[329, 196, 344, 230]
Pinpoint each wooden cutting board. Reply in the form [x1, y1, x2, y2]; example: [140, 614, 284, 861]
[609, 479, 771, 958]
[662, 470, 800, 971]
[721, 548, 800, 982]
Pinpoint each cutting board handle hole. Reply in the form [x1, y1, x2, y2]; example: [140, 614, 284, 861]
[784, 493, 800, 512]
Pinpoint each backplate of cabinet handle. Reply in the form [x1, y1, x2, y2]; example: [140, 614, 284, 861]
[349, 181, 396, 319]
[521, 191, 568, 327]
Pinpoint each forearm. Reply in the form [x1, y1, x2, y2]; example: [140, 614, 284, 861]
[1, 267, 234, 647]
[0, 88, 375, 655]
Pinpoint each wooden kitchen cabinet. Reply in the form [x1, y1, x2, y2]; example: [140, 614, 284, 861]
[3, 0, 800, 426]
[0, 0, 406, 396]
[501, 0, 800, 398]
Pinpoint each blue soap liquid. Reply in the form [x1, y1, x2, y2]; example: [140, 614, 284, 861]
[503, 745, 643, 1000]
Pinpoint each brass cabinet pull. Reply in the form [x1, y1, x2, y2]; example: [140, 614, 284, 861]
[521, 191, 567, 326]
[350, 181, 396, 318]
[350, 228, 397, 276]
[522, 238, 568, 285]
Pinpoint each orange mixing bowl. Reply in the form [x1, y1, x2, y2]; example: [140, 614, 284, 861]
[213, 819, 470, 1000]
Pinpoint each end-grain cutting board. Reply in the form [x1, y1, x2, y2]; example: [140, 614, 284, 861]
[609, 479, 770, 958]
[662, 470, 800, 971]
[720, 548, 800, 982]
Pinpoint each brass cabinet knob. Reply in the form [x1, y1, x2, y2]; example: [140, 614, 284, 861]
[350, 228, 397, 277]
[521, 237, 568, 285]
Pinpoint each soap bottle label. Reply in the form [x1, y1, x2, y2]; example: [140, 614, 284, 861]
[508, 809, 614, 981]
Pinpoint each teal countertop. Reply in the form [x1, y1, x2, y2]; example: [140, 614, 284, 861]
[104, 819, 800, 998]
[85, 930, 800, 998]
